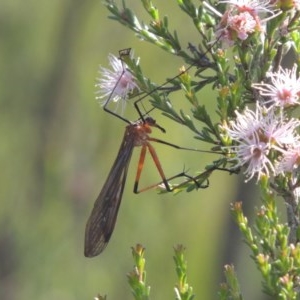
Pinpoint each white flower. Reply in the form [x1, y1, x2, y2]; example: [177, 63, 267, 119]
[231, 133, 274, 181]
[225, 105, 262, 140]
[252, 65, 300, 108]
[259, 108, 300, 148]
[95, 53, 139, 113]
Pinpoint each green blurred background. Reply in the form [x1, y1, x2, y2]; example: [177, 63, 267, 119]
[0, 0, 266, 299]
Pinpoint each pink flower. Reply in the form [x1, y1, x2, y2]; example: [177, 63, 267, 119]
[216, 0, 277, 45]
[252, 65, 300, 108]
[216, 9, 258, 45]
[229, 11, 257, 40]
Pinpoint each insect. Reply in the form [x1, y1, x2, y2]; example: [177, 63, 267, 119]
[84, 46, 219, 257]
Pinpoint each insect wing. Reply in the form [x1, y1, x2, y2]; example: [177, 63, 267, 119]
[84, 128, 135, 257]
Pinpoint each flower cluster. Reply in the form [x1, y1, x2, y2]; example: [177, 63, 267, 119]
[224, 64, 300, 185]
[216, 1, 300, 185]
[224, 104, 300, 181]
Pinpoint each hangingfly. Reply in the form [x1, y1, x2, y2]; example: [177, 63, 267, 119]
[85, 117, 170, 257]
